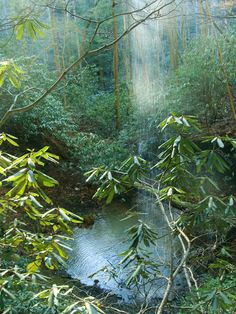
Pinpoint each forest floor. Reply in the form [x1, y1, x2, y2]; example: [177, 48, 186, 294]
[47, 164, 101, 226]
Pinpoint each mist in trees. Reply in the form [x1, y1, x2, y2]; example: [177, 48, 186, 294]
[0, 0, 236, 313]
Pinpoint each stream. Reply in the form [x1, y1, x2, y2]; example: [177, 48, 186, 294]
[67, 199, 181, 303]
[68, 0, 186, 303]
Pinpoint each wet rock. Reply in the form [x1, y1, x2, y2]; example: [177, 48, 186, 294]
[83, 215, 95, 227]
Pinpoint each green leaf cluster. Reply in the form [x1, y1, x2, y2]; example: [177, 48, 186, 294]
[0, 134, 85, 313]
[0, 61, 24, 88]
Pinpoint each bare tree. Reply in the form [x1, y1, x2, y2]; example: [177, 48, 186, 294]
[0, 0, 176, 127]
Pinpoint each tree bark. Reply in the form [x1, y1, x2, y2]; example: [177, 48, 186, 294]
[198, 0, 205, 35]
[49, 8, 62, 73]
[112, 0, 121, 130]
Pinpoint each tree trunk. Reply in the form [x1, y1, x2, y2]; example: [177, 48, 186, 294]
[218, 47, 236, 120]
[62, 9, 69, 108]
[181, 15, 187, 50]
[198, 0, 205, 35]
[112, 0, 121, 130]
[167, 21, 179, 70]
[123, 15, 129, 85]
[73, 0, 83, 61]
[49, 8, 62, 73]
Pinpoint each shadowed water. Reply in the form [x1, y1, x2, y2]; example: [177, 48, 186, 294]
[67, 201, 175, 302]
[67, 0, 227, 302]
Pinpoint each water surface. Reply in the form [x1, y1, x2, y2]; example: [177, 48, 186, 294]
[67, 200, 173, 302]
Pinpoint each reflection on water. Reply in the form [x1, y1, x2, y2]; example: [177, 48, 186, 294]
[67, 200, 174, 302]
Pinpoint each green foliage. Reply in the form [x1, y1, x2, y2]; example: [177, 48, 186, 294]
[156, 113, 236, 235]
[0, 275, 104, 314]
[2, 63, 131, 173]
[0, 134, 86, 313]
[15, 18, 48, 41]
[89, 218, 161, 296]
[90, 113, 236, 312]
[0, 265, 54, 314]
[0, 60, 24, 88]
[67, 133, 129, 172]
[64, 67, 131, 137]
[118, 221, 160, 288]
[163, 32, 236, 121]
[34, 285, 105, 314]
[179, 260, 236, 313]
[90, 113, 236, 236]
[0, 0, 235, 312]
[85, 155, 147, 203]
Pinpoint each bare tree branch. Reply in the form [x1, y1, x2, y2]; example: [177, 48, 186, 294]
[154, 194, 191, 314]
[0, 0, 175, 128]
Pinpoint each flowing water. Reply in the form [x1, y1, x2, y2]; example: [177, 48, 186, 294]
[67, 0, 229, 303]
[68, 0, 185, 302]
[67, 201, 177, 303]
[68, 204, 139, 302]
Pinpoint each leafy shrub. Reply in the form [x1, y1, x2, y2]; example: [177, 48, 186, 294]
[178, 268, 236, 313]
[160, 32, 236, 123]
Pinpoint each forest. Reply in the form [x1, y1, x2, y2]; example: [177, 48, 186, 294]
[0, 0, 236, 313]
